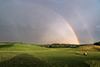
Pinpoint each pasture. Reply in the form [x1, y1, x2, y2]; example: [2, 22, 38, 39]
[0, 43, 100, 67]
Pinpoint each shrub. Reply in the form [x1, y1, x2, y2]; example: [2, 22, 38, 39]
[94, 41, 100, 46]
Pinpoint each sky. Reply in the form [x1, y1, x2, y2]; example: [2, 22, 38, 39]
[0, 0, 100, 44]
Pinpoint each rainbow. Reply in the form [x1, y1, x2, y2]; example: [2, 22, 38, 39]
[74, 8, 93, 43]
[57, 16, 80, 45]
[31, 3, 80, 44]
[45, 7, 80, 44]
[65, 22, 80, 44]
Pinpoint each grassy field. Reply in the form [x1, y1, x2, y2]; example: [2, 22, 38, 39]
[0, 43, 100, 67]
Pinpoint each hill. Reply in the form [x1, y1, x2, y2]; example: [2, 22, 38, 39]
[0, 42, 49, 51]
[78, 45, 100, 51]
[0, 43, 100, 67]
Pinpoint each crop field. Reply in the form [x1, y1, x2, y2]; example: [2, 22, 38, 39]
[0, 43, 100, 67]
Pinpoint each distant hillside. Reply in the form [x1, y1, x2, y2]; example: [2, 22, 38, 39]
[0, 42, 93, 48]
[0, 42, 49, 51]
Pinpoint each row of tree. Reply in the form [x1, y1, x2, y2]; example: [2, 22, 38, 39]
[39, 43, 81, 48]
[39, 41, 100, 48]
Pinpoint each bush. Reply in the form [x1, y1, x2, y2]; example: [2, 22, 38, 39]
[94, 41, 100, 46]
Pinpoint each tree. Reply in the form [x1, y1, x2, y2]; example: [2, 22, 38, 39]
[94, 41, 100, 46]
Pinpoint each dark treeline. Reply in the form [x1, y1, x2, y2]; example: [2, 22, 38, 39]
[38, 41, 100, 48]
[94, 41, 100, 46]
[38, 43, 88, 48]
[1, 41, 100, 48]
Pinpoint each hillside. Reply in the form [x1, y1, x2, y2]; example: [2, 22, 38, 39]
[0, 43, 100, 67]
[78, 45, 100, 51]
[0, 43, 49, 51]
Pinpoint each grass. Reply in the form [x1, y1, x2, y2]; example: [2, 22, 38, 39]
[78, 45, 100, 51]
[0, 43, 49, 51]
[0, 43, 100, 67]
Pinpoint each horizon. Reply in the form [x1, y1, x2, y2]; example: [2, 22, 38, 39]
[0, 41, 94, 45]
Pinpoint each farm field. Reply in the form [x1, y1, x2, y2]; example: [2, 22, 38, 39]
[0, 43, 100, 67]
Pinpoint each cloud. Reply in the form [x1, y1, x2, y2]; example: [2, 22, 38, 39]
[0, 0, 100, 44]
[96, 25, 100, 31]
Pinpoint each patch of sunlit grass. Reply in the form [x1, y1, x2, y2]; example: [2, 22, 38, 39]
[78, 45, 100, 51]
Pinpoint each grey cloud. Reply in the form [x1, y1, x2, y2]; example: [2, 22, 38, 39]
[0, 0, 100, 44]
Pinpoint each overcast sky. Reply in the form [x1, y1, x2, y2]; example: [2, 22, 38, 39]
[0, 0, 100, 44]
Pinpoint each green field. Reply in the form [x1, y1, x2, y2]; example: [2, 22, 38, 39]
[0, 43, 100, 67]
